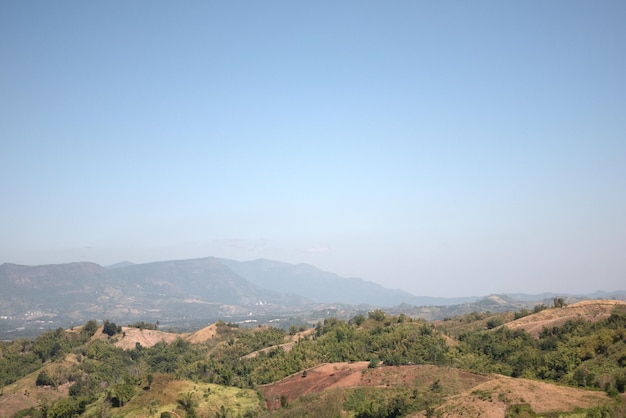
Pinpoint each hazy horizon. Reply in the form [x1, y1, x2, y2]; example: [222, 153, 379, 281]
[2, 2, 625, 298]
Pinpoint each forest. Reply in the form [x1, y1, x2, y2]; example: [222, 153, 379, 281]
[1, 303, 625, 417]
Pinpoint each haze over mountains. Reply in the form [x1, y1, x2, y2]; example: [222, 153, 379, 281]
[1, 256, 624, 337]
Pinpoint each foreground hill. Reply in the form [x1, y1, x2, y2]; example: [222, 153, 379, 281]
[433, 375, 613, 418]
[260, 363, 612, 417]
[1, 301, 625, 417]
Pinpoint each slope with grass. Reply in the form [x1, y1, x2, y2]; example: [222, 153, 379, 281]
[429, 375, 611, 418]
[80, 374, 262, 418]
[505, 299, 626, 338]
[260, 362, 491, 411]
[258, 364, 616, 418]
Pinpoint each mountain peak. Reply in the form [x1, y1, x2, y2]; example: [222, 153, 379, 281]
[106, 261, 135, 269]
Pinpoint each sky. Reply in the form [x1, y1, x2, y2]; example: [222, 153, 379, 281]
[1, 1, 625, 297]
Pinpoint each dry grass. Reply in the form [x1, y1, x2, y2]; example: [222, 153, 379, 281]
[262, 362, 614, 416]
[183, 323, 218, 344]
[242, 327, 314, 359]
[0, 359, 76, 418]
[81, 374, 262, 418]
[418, 375, 611, 418]
[505, 299, 626, 338]
[260, 363, 491, 411]
[114, 327, 179, 349]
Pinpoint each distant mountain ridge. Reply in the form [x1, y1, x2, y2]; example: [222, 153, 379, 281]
[219, 258, 478, 306]
[0, 261, 113, 304]
[106, 261, 135, 269]
[107, 257, 293, 305]
[2, 256, 625, 337]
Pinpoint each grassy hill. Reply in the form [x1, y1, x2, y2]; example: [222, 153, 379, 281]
[504, 299, 626, 337]
[258, 364, 615, 418]
[1, 300, 625, 417]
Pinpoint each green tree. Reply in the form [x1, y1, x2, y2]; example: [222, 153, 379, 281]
[36, 370, 54, 387]
[108, 379, 136, 407]
[81, 320, 99, 337]
[369, 309, 386, 322]
[350, 314, 366, 326]
[47, 398, 84, 418]
[102, 320, 121, 336]
[177, 391, 198, 418]
[486, 317, 503, 329]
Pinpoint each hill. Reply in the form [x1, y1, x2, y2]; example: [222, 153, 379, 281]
[505, 299, 626, 337]
[184, 323, 218, 344]
[260, 363, 612, 417]
[1, 302, 625, 417]
[429, 374, 613, 418]
[110, 327, 179, 350]
[107, 257, 298, 306]
[0, 261, 114, 308]
[0, 257, 311, 337]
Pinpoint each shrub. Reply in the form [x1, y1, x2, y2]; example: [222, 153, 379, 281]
[102, 320, 121, 336]
[36, 370, 54, 387]
[368, 309, 386, 322]
[487, 318, 503, 329]
[81, 320, 99, 337]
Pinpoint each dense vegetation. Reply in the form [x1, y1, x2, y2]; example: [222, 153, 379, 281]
[1, 320, 98, 387]
[1, 305, 625, 417]
[450, 305, 626, 394]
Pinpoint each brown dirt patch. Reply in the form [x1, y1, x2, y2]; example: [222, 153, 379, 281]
[261, 362, 368, 409]
[423, 375, 611, 418]
[505, 299, 626, 338]
[0, 391, 39, 418]
[0, 365, 73, 418]
[262, 362, 612, 416]
[114, 327, 179, 349]
[184, 323, 218, 344]
[259, 363, 492, 411]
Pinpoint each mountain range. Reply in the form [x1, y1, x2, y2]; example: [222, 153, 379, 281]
[1, 256, 624, 337]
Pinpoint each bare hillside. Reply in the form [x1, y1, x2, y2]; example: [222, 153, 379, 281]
[261, 362, 613, 415]
[184, 323, 218, 344]
[422, 375, 610, 418]
[260, 363, 491, 411]
[114, 327, 179, 349]
[505, 299, 626, 337]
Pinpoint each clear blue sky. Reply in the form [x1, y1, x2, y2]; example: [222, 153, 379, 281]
[1, 1, 625, 297]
